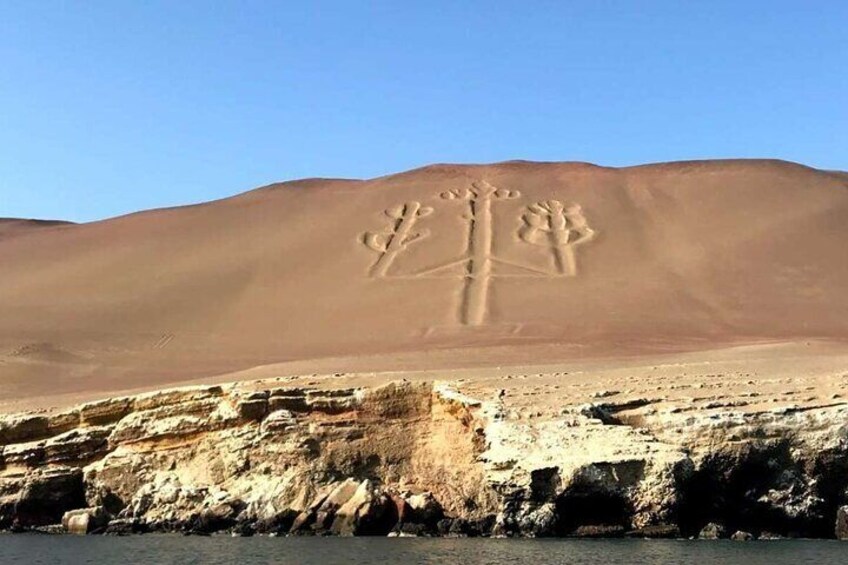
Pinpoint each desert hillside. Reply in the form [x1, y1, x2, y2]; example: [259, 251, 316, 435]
[0, 218, 74, 241]
[1, 159, 847, 408]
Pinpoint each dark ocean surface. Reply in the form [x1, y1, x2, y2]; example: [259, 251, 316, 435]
[2, 535, 848, 565]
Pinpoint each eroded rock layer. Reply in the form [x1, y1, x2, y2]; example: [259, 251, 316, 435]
[3, 369, 848, 539]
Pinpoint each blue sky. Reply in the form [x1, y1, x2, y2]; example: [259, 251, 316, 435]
[1, 1, 846, 222]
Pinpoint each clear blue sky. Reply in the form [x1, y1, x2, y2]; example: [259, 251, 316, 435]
[1, 1, 846, 222]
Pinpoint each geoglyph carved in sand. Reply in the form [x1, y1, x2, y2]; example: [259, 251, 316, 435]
[361, 201, 433, 278]
[361, 181, 595, 325]
[519, 200, 595, 276]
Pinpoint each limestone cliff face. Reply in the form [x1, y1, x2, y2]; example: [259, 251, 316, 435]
[2, 377, 848, 539]
[0, 381, 493, 536]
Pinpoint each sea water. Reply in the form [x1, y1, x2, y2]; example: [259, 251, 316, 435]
[1, 535, 847, 565]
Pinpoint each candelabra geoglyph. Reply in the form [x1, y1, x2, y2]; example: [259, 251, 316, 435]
[361, 181, 595, 326]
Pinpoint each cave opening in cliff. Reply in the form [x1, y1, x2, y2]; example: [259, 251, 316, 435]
[674, 442, 833, 538]
[555, 484, 632, 535]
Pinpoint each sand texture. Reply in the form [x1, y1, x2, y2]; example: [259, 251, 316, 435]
[1, 159, 847, 411]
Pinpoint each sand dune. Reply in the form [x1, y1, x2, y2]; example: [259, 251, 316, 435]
[0, 218, 74, 241]
[1, 159, 847, 409]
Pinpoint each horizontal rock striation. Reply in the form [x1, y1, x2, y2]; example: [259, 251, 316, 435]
[2, 377, 848, 539]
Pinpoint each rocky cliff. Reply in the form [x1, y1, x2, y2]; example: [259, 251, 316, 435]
[4, 358, 848, 539]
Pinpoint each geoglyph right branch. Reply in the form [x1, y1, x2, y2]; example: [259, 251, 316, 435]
[519, 200, 595, 276]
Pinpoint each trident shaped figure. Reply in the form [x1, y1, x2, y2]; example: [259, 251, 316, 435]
[519, 201, 595, 276]
[431, 181, 521, 325]
[360, 181, 596, 327]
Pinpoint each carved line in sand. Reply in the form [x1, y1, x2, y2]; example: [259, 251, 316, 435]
[153, 333, 175, 350]
[519, 200, 595, 276]
[361, 181, 595, 326]
[361, 202, 433, 278]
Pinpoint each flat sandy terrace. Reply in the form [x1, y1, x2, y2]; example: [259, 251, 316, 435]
[4, 339, 846, 421]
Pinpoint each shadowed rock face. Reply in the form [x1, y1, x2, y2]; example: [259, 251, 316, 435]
[2, 375, 848, 538]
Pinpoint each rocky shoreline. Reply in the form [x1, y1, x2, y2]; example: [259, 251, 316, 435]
[3, 378, 848, 540]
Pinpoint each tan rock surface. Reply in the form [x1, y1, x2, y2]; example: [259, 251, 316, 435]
[1, 345, 847, 537]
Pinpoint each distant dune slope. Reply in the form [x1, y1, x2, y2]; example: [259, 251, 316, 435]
[1, 159, 847, 405]
[0, 218, 74, 240]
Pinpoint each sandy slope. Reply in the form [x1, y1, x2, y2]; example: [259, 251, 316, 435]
[1, 159, 847, 410]
[0, 218, 74, 241]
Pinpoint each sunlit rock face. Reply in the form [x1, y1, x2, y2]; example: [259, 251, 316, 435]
[2, 367, 848, 538]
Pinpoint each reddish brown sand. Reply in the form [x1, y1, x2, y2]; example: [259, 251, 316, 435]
[0, 218, 74, 241]
[1, 159, 847, 411]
